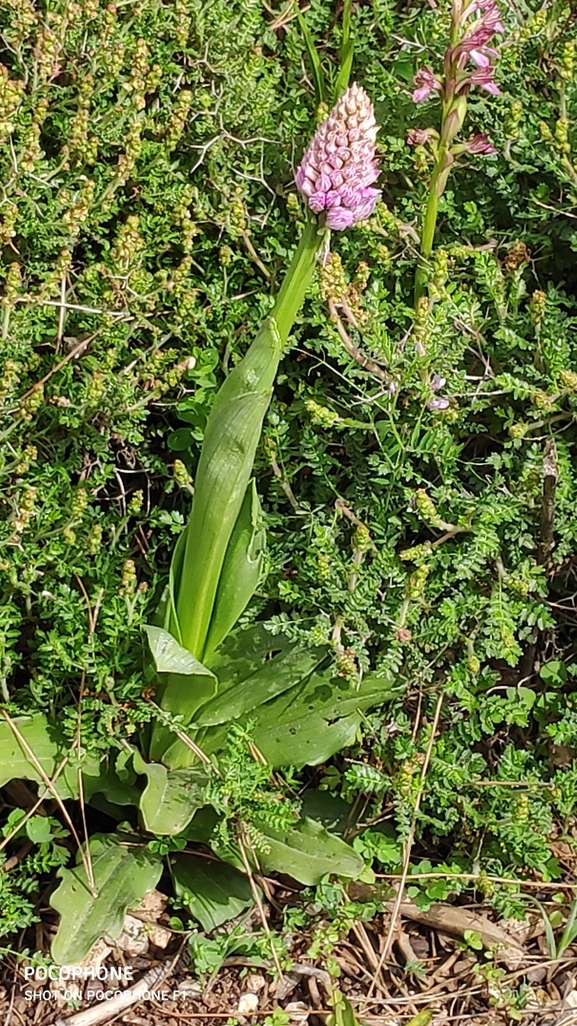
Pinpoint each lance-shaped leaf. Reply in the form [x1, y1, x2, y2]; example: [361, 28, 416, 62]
[176, 317, 283, 661]
[297, 9, 326, 107]
[199, 668, 396, 769]
[196, 642, 327, 727]
[172, 219, 323, 662]
[165, 528, 188, 643]
[203, 479, 266, 660]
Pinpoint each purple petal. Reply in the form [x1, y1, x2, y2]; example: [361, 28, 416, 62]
[326, 206, 355, 230]
[412, 86, 433, 103]
[308, 191, 327, 213]
[470, 48, 492, 67]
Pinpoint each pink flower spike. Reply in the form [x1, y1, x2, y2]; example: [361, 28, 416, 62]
[412, 67, 442, 104]
[295, 83, 381, 230]
[467, 133, 497, 154]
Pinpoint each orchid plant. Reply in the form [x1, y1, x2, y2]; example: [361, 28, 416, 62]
[151, 84, 385, 770]
[409, 0, 504, 302]
[0, 81, 394, 965]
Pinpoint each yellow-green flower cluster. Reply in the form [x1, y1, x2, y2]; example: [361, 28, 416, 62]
[33, 14, 63, 82]
[529, 289, 546, 326]
[559, 369, 577, 394]
[0, 65, 24, 141]
[304, 398, 344, 429]
[61, 180, 95, 235]
[65, 74, 98, 166]
[111, 215, 145, 272]
[166, 90, 192, 152]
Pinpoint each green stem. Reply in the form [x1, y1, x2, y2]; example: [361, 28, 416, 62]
[272, 218, 323, 343]
[414, 151, 444, 306]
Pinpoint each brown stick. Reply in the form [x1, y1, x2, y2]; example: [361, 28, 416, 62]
[328, 299, 390, 383]
[52, 946, 185, 1026]
[537, 437, 558, 566]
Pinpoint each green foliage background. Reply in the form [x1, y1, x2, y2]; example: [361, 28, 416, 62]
[2, 0, 577, 938]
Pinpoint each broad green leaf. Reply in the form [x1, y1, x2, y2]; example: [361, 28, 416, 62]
[201, 669, 395, 768]
[145, 626, 217, 764]
[83, 755, 142, 808]
[254, 817, 364, 885]
[197, 643, 327, 728]
[300, 790, 355, 836]
[203, 479, 266, 659]
[133, 751, 208, 835]
[50, 834, 162, 964]
[251, 704, 360, 768]
[183, 805, 219, 843]
[171, 853, 253, 931]
[0, 714, 98, 799]
[146, 625, 213, 678]
[176, 317, 283, 661]
[199, 672, 390, 766]
[205, 622, 295, 687]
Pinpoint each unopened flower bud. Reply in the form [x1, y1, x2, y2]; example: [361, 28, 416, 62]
[173, 459, 192, 487]
[559, 370, 577, 394]
[407, 128, 430, 146]
[466, 133, 497, 154]
[505, 240, 531, 272]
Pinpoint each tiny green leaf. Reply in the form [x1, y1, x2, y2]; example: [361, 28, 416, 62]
[540, 660, 567, 688]
[26, 816, 52, 844]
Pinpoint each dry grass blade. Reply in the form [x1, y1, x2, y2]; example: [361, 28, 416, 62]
[237, 825, 285, 984]
[366, 690, 444, 1000]
[396, 902, 526, 969]
[145, 699, 215, 769]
